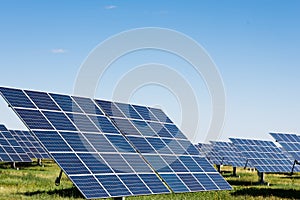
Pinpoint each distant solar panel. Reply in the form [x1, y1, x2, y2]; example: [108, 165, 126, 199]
[270, 133, 300, 162]
[97, 101, 231, 193]
[10, 130, 49, 159]
[0, 87, 232, 199]
[196, 143, 213, 157]
[196, 143, 222, 165]
[0, 124, 32, 162]
[230, 138, 295, 173]
[210, 141, 246, 167]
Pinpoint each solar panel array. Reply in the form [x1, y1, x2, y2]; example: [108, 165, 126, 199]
[210, 141, 246, 167]
[229, 138, 296, 173]
[96, 101, 231, 193]
[0, 87, 231, 199]
[270, 133, 300, 162]
[196, 143, 222, 165]
[10, 130, 49, 159]
[0, 124, 32, 162]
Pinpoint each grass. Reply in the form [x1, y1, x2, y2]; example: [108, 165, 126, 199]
[0, 161, 300, 200]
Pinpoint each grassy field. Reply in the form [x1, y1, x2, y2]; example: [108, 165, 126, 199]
[0, 160, 300, 200]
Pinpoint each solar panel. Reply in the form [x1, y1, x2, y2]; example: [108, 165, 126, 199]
[96, 100, 232, 193]
[0, 124, 32, 162]
[196, 143, 222, 165]
[229, 138, 295, 173]
[270, 133, 300, 162]
[0, 87, 232, 199]
[210, 141, 246, 167]
[10, 130, 49, 159]
[0, 87, 169, 199]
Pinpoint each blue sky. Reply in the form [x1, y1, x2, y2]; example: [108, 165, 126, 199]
[0, 1, 299, 143]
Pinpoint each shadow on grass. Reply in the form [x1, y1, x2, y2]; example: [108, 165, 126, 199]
[227, 180, 255, 186]
[232, 188, 300, 199]
[23, 187, 84, 199]
[281, 175, 300, 180]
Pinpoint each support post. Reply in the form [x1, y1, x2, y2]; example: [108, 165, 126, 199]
[55, 170, 63, 186]
[258, 172, 265, 184]
[233, 167, 237, 177]
[244, 160, 248, 169]
[216, 165, 221, 173]
[11, 162, 16, 169]
[37, 159, 42, 166]
[291, 160, 299, 175]
[113, 197, 125, 200]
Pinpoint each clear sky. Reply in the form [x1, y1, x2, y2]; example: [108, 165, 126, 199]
[0, 1, 299, 143]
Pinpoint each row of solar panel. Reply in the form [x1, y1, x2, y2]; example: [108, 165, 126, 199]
[197, 136, 300, 173]
[2, 86, 300, 199]
[270, 133, 300, 162]
[0, 124, 49, 162]
[0, 87, 232, 199]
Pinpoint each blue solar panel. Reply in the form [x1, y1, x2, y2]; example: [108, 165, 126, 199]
[178, 174, 205, 191]
[72, 96, 104, 115]
[33, 131, 71, 152]
[67, 113, 99, 132]
[69, 176, 108, 199]
[111, 118, 141, 136]
[10, 130, 49, 159]
[0, 87, 231, 198]
[118, 174, 151, 195]
[14, 109, 54, 130]
[208, 141, 246, 167]
[148, 122, 173, 138]
[0, 124, 32, 162]
[78, 153, 112, 174]
[88, 116, 119, 134]
[0, 87, 36, 108]
[132, 105, 158, 121]
[25, 90, 60, 111]
[209, 174, 232, 190]
[194, 174, 219, 191]
[270, 133, 300, 163]
[148, 107, 173, 123]
[97, 100, 231, 193]
[49, 93, 82, 113]
[131, 120, 158, 137]
[43, 111, 77, 131]
[114, 102, 143, 120]
[160, 174, 189, 193]
[96, 175, 131, 196]
[139, 174, 170, 194]
[60, 132, 95, 152]
[230, 138, 296, 173]
[95, 100, 125, 118]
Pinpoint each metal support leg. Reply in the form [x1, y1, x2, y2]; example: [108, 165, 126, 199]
[244, 160, 248, 169]
[55, 170, 63, 186]
[291, 160, 299, 175]
[113, 197, 125, 200]
[233, 167, 237, 176]
[258, 172, 265, 184]
[11, 162, 16, 169]
[37, 159, 42, 166]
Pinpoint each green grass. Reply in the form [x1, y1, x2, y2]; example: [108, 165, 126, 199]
[0, 161, 300, 199]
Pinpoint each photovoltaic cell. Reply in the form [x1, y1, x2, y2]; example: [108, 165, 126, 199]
[208, 141, 246, 167]
[10, 130, 49, 159]
[0, 124, 31, 162]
